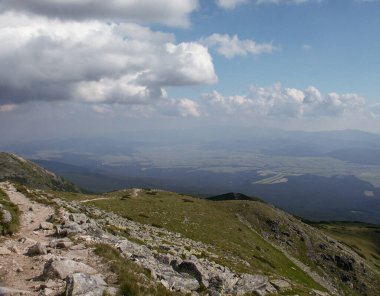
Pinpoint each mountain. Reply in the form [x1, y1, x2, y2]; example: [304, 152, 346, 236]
[1, 153, 380, 295]
[0, 152, 81, 192]
[208, 192, 261, 201]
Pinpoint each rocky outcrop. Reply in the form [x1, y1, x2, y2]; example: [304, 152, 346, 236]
[65, 273, 107, 296]
[43, 258, 98, 280]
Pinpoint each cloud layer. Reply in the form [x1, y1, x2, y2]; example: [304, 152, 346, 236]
[0, 0, 198, 27]
[204, 84, 365, 118]
[0, 13, 216, 112]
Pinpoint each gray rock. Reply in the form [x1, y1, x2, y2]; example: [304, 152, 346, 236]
[69, 214, 88, 225]
[27, 242, 47, 256]
[65, 273, 107, 296]
[0, 286, 31, 295]
[1, 209, 12, 223]
[270, 279, 291, 292]
[43, 258, 98, 280]
[40, 222, 55, 230]
[233, 274, 268, 295]
[0, 247, 11, 255]
[49, 238, 74, 249]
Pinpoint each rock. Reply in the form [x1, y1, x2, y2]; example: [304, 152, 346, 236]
[40, 288, 54, 296]
[234, 274, 268, 295]
[171, 260, 207, 285]
[104, 287, 118, 296]
[49, 238, 74, 249]
[43, 258, 98, 280]
[69, 213, 88, 225]
[0, 247, 11, 255]
[334, 255, 355, 271]
[270, 279, 291, 292]
[65, 273, 107, 296]
[0, 286, 31, 295]
[27, 243, 47, 256]
[8, 245, 21, 254]
[40, 222, 55, 230]
[1, 209, 12, 223]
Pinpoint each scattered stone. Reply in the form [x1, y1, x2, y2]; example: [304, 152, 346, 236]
[104, 287, 118, 296]
[270, 279, 291, 292]
[27, 242, 47, 256]
[0, 247, 11, 255]
[8, 245, 21, 254]
[0, 209, 12, 223]
[40, 222, 54, 230]
[43, 258, 98, 280]
[49, 238, 74, 249]
[65, 273, 107, 296]
[0, 287, 31, 295]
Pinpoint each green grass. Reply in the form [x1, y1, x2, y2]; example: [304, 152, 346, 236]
[77, 189, 324, 293]
[315, 222, 380, 273]
[0, 188, 20, 235]
[94, 243, 183, 296]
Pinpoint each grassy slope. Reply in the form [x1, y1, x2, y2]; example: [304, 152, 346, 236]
[315, 222, 380, 272]
[0, 188, 20, 235]
[0, 152, 81, 192]
[59, 189, 324, 294]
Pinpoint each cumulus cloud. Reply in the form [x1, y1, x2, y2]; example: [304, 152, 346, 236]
[0, 13, 217, 107]
[204, 84, 365, 118]
[216, 0, 249, 9]
[0, 0, 198, 28]
[201, 34, 276, 58]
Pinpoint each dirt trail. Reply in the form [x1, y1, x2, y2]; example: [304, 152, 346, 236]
[0, 182, 56, 294]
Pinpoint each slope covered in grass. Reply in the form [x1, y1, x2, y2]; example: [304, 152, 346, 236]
[0, 152, 81, 192]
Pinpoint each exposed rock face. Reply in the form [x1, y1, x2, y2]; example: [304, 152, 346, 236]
[43, 258, 98, 280]
[65, 273, 107, 296]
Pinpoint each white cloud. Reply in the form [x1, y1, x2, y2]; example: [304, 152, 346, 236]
[201, 34, 276, 58]
[0, 12, 217, 107]
[216, 0, 249, 9]
[0, 0, 198, 28]
[204, 84, 365, 118]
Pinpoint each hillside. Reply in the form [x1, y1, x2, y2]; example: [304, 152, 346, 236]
[0, 154, 380, 295]
[0, 152, 81, 192]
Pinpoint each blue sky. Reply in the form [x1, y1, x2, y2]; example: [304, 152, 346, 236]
[169, 0, 380, 101]
[0, 0, 379, 140]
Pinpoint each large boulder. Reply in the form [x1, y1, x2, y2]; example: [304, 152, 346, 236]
[43, 258, 97, 280]
[65, 273, 107, 296]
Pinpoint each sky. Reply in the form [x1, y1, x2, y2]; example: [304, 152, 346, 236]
[0, 0, 380, 142]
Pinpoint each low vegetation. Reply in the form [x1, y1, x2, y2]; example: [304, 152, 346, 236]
[0, 188, 20, 235]
[60, 189, 325, 293]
